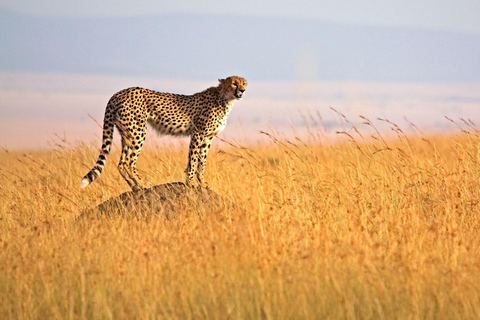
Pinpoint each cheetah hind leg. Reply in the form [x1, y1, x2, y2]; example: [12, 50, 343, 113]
[117, 136, 150, 191]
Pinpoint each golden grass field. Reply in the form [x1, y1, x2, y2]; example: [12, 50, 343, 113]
[1, 116, 480, 319]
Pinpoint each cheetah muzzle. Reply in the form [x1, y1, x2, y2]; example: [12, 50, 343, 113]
[80, 76, 247, 191]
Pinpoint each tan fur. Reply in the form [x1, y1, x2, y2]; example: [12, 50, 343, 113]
[80, 76, 247, 190]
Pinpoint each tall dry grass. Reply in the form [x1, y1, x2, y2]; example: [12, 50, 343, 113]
[1, 115, 480, 319]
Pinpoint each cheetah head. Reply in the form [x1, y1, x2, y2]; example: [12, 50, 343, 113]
[219, 76, 247, 100]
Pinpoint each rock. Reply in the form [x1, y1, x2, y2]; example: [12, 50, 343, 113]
[79, 182, 235, 219]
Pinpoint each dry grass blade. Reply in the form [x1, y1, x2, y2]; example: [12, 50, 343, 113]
[1, 116, 480, 319]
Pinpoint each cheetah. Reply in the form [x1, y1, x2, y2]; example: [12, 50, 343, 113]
[80, 76, 247, 190]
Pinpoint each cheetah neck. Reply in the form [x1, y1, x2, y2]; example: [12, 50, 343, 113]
[218, 98, 236, 115]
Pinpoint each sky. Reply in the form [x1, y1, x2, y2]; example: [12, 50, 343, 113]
[1, 0, 480, 150]
[2, 0, 480, 35]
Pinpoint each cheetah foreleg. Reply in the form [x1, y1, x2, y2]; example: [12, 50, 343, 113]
[185, 133, 213, 187]
[195, 135, 214, 187]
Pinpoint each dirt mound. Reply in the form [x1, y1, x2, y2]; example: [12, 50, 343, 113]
[80, 182, 235, 219]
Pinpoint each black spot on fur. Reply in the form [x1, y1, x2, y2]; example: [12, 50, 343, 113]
[82, 76, 247, 190]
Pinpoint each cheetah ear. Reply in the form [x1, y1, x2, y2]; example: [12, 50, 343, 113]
[218, 78, 225, 84]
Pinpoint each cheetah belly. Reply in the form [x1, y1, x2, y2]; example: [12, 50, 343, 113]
[147, 118, 193, 137]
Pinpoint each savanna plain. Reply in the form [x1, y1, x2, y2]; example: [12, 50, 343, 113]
[1, 116, 480, 319]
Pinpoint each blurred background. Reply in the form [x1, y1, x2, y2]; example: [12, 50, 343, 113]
[1, 0, 480, 149]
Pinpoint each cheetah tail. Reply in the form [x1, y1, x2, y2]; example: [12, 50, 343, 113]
[80, 111, 115, 189]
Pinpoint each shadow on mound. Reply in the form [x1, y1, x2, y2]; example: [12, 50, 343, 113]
[79, 182, 235, 220]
